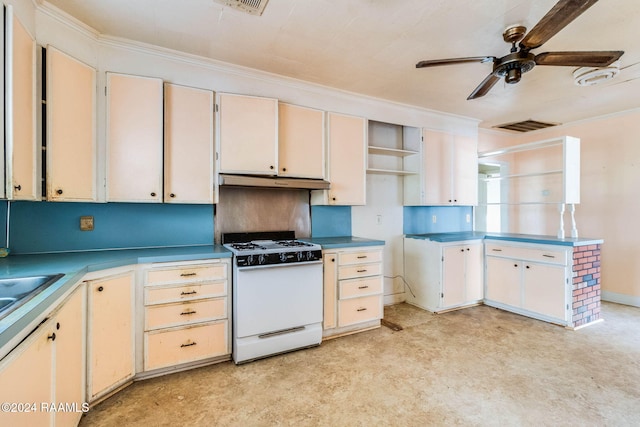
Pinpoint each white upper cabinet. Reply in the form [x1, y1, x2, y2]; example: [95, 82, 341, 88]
[218, 93, 278, 175]
[164, 83, 216, 204]
[278, 103, 324, 179]
[313, 112, 366, 206]
[106, 73, 163, 202]
[405, 129, 478, 206]
[5, 7, 38, 201]
[46, 46, 97, 201]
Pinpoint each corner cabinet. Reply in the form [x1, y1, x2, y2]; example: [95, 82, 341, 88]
[322, 246, 384, 338]
[404, 237, 483, 312]
[404, 129, 478, 206]
[4, 7, 39, 201]
[142, 259, 231, 374]
[46, 46, 97, 201]
[164, 83, 216, 203]
[86, 270, 135, 403]
[106, 72, 163, 202]
[0, 285, 86, 427]
[312, 112, 367, 206]
[218, 93, 278, 175]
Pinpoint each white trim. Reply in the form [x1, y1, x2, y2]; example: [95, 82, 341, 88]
[601, 291, 640, 308]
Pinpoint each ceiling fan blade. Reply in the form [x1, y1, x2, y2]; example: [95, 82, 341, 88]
[520, 0, 599, 50]
[535, 50, 624, 67]
[416, 56, 496, 68]
[467, 73, 501, 100]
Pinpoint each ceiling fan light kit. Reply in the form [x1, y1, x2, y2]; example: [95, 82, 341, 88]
[415, 0, 624, 99]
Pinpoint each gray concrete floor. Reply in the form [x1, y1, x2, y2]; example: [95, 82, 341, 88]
[80, 302, 640, 426]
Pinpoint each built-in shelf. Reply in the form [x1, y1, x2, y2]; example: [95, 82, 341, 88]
[480, 170, 563, 181]
[368, 146, 419, 157]
[366, 168, 418, 175]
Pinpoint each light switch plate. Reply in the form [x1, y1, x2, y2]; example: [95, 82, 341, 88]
[80, 216, 94, 231]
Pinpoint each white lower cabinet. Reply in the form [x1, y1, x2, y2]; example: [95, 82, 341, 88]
[142, 259, 231, 372]
[323, 246, 384, 338]
[404, 238, 483, 312]
[86, 270, 135, 403]
[484, 240, 571, 324]
[0, 285, 86, 427]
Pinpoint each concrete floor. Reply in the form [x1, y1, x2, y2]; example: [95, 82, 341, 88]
[80, 302, 640, 426]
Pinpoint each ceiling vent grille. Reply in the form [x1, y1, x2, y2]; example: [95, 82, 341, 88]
[213, 0, 270, 16]
[493, 120, 560, 133]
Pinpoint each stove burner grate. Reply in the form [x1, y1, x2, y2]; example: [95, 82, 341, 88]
[230, 242, 266, 251]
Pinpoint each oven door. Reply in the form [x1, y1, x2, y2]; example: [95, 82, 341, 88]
[234, 260, 323, 338]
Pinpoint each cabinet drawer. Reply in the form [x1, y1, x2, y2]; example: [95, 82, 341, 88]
[339, 276, 383, 299]
[339, 250, 382, 266]
[521, 248, 567, 266]
[338, 263, 382, 280]
[146, 263, 226, 285]
[338, 295, 382, 327]
[485, 243, 528, 259]
[144, 321, 228, 371]
[145, 281, 227, 305]
[145, 298, 227, 330]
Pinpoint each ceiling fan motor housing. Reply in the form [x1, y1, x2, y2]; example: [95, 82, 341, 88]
[494, 51, 536, 84]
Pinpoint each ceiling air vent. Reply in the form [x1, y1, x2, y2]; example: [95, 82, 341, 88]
[493, 120, 560, 133]
[213, 0, 270, 16]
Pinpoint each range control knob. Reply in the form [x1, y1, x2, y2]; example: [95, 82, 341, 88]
[258, 254, 266, 265]
[297, 251, 304, 262]
[307, 251, 315, 261]
[279, 253, 287, 263]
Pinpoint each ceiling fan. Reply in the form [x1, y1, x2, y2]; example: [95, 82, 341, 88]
[415, 0, 624, 100]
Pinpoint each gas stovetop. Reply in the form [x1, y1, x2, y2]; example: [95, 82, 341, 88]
[222, 232, 322, 267]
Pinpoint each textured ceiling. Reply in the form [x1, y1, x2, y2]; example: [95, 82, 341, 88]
[44, 0, 640, 129]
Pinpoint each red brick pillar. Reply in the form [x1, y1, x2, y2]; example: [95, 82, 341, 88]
[572, 244, 601, 328]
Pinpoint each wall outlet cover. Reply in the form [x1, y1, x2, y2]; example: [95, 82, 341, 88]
[80, 216, 94, 231]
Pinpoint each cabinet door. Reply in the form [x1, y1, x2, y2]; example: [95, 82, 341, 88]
[54, 286, 86, 427]
[485, 256, 521, 307]
[6, 10, 38, 200]
[327, 112, 366, 205]
[164, 83, 216, 203]
[422, 129, 452, 205]
[0, 321, 54, 427]
[522, 262, 566, 320]
[46, 46, 96, 201]
[442, 245, 466, 307]
[465, 243, 484, 302]
[323, 252, 337, 329]
[278, 103, 324, 178]
[452, 134, 478, 205]
[87, 272, 135, 401]
[218, 93, 277, 174]
[106, 73, 163, 202]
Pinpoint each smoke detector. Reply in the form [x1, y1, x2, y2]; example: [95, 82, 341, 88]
[573, 61, 620, 86]
[212, 0, 270, 16]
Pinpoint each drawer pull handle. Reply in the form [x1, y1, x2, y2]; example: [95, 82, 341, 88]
[492, 249, 502, 252]
[180, 272, 197, 277]
[180, 290, 197, 295]
[543, 254, 555, 258]
[357, 255, 368, 259]
[357, 308, 367, 312]
[358, 285, 369, 289]
[180, 342, 197, 348]
[357, 269, 367, 273]
[180, 310, 197, 316]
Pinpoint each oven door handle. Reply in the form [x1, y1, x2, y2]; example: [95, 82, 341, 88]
[236, 260, 323, 271]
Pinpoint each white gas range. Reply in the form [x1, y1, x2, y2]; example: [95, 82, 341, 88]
[222, 231, 323, 364]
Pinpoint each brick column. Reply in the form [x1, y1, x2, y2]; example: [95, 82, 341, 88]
[572, 244, 601, 328]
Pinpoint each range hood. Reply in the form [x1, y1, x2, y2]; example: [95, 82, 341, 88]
[219, 174, 330, 190]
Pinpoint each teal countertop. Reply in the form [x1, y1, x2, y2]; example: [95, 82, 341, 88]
[406, 232, 603, 246]
[307, 236, 385, 249]
[0, 245, 231, 355]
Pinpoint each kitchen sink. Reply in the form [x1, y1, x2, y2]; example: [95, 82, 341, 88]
[0, 274, 65, 319]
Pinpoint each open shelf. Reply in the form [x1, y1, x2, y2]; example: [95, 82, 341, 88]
[368, 146, 419, 157]
[366, 168, 418, 175]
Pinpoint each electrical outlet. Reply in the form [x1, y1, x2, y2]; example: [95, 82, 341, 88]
[466, 214, 471, 223]
[80, 216, 94, 231]
[432, 215, 437, 223]
[376, 215, 382, 225]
